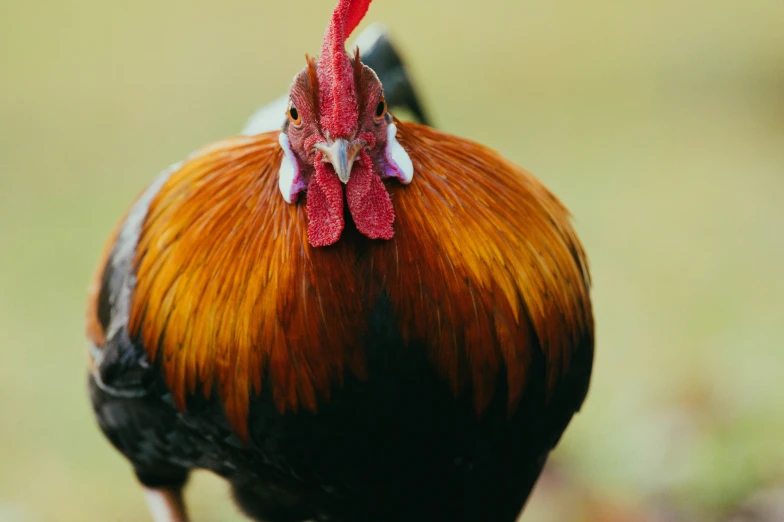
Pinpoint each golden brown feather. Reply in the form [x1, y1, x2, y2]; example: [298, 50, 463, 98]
[100, 123, 591, 441]
[388, 122, 592, 412]
[127, 133, 367, 440]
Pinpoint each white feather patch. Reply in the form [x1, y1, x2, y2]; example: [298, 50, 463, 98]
[384, 123, 414, 184]
[278, 133, 306, 204]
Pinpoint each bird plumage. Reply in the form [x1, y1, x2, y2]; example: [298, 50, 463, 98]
[90, 121, 591, 433]
[86, 1, 593, 520]
[87, 123, 593, 521]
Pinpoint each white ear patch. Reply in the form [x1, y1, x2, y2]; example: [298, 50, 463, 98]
[278, 133, 306, 203]
[383, 123, 414, 184]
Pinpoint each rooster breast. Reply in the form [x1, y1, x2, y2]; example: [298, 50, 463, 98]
[87, 124, 593, 522]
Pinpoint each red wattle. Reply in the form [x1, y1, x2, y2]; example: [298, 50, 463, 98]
[307, 161, 345, 247]
[346, 151, 395, 240]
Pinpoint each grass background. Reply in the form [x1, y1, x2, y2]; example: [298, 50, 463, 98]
[1, 0, 783, 520]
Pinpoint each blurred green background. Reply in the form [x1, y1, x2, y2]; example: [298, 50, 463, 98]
[1, 0, 783, 520]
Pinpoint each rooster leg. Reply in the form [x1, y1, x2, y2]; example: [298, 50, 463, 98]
[143, 486, 190, 522]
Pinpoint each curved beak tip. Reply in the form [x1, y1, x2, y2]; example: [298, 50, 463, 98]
[313, 138, 365, 184]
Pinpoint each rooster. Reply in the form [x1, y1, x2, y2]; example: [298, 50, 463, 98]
[85, 1, 594, 521]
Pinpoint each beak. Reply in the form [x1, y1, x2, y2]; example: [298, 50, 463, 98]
[313, 138, 366, 184]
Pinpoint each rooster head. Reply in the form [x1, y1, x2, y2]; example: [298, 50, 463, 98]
[278, 0, 414, 247]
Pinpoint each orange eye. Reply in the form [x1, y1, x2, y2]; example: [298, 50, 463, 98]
[375, 97, 387, 119]
[288, 103, 301, 125]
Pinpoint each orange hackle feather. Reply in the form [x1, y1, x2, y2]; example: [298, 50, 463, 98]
[127, 133, 367, 440]
[387, 122, 593, 413]
[112, 123, 591, 440]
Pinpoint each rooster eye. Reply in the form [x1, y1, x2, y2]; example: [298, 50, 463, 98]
[375, 98, 387, 119]
[288, 104, 301, 125]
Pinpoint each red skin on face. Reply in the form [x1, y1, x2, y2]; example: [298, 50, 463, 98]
[288, 0, 400, 247]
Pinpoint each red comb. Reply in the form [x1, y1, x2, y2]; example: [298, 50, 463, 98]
[318, 0, 373, 138]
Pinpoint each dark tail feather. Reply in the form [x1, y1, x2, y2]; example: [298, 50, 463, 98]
[357, 23, 432, 126]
